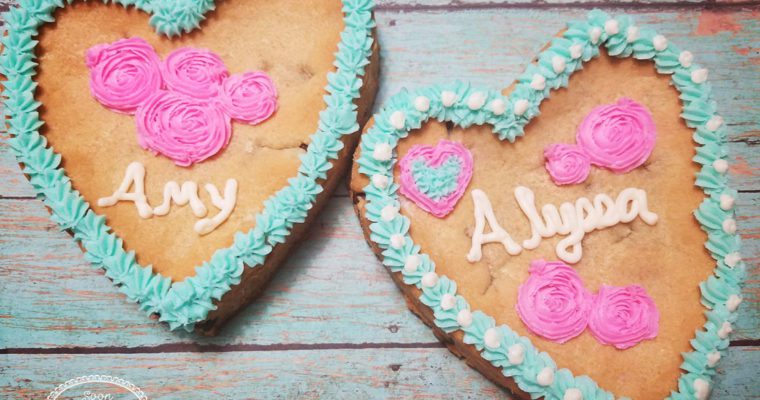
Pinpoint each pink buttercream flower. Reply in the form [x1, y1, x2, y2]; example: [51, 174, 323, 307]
[85, 37, 163, 114]
[162, 47, 229, 98]
[136, 91, 231, 167]
[575, 97, 656, 173]
[544, 143, 592, 185]
[588, 285, 659, 349]
[516, 260, 594, 343]
[220, 72, 278, 124]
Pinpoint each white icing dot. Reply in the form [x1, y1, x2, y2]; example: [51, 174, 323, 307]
[371, 174, 389, 189]
[693, 378, 710, 400]
[467, 92, 487, 110]
[483, 327, 502, 349]
[564, 388, 583, 400]
[381, 205, 398, 222]
[421, 272, 439, 288]
[724, 252, 741, 268]
[389, 234, 405, 249]
[720, 194, 735, 211]
[456, 309, 473, 327]
[691, 68, 709, 84]
[706, 351, 721, 368]
[530, 74, 546, 91]
[727, 294, 742, 312]
[713, 159, 728, 174]
[389, 111, 406, 130]
[507, 344, 524, 365]
[513, 99, 529, 116]
[569, 44, 583, 59]
[440, 293, 456, 311]
[589, 27, 602, 45]
[604, 19, 619, 35]
[488, 99, 506, 116]
[414, 96, 430, 112]
[679, 51, 694, 68]
[717, 321, 732, 339]
[537, 367, 554, 387]
[722, 218, 737, 234]
[552, 55, 566, 74]
[441, 91, 457, 107]
[626, 26, 640, 43]
[653, 34, 668, 51]
[373, 143, 393, 161]
[404, 254, 420, 273]
[706, 116, 724, 131]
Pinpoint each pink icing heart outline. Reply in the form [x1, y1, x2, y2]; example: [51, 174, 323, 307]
[399, 140, 473, 218]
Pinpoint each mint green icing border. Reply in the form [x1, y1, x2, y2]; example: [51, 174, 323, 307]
[1, 0, 375, 331]
[357, 10, 743, 399]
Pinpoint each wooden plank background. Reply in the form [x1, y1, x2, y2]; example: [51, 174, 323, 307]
[1, 0, 758, 398]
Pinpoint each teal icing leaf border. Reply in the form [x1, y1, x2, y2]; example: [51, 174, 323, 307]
[0, 0, 375, 331]
[357, 10, 743, 400]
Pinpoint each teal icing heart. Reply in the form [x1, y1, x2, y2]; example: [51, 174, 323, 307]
[412, 157, 462, 200]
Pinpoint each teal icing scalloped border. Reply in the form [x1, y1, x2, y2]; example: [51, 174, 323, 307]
[357, 10, 743, 400]
[1, 0, 375, 331]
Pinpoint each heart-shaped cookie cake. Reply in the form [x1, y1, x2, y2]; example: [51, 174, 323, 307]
[1, 0, 379, 333]
[351, 11, 743, 399]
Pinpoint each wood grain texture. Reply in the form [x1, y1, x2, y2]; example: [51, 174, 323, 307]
[0, 1, 758, 399]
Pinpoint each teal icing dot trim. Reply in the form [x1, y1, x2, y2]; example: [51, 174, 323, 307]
[357, 10, 743, 399]
[1, 0, 375, 331]
[411, 156, 463, 201]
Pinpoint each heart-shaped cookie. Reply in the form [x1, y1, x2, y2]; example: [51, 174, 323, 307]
[351, 10, 743, 399]
[1, 0, 379, 333]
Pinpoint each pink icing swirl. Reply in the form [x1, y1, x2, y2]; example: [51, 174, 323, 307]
[220, 72, 278, 124]
[544, 143, 591, 185]
[588, 285, 659, 349]
[516, 260, 593, 343]
[162, 47, 229, 98]
[575, 97, 656, 173]
[85, 38, 163, 114]
[136, 91, 232, 167]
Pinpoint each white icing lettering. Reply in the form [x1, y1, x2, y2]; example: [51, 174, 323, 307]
[96, 161, 153, 218]
[467, 189, 523, 262]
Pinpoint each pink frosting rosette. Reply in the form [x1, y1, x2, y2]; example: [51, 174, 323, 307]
[136, 91, 232, 167]
[588, 285, 659, 349]
[220, 72, 278, 124]
[162, 47, 229, 98]
[544, 143, 591, 185]
[575, 97, 656, 173]
[516, 260, 594, 343]
[85, 37, 163, 114]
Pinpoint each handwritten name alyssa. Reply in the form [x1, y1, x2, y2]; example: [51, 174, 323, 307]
[467, 186, 658, 264]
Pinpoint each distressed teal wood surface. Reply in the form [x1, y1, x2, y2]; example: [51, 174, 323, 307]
[1, 2, 758, 399]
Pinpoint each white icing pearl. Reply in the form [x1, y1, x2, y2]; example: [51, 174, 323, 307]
[653, 34, 668, 51]
[404, 254, 420, 273]
[727, 294, 742, 312]
[441, 91, 457, 107]
[537, 367, 554, 386]
[569, 44, 583, 59]
[530, 74, 546, 91]
[679, 51, 694, 68]
[440, 293, 456, 310]
[513, 99, 529, 116]
[626, 26, 639, 43]
[706, 351, 721, 368]
[371, 174, 389, 189]
[373, 143, 393, 161]
[564, 388, 583, 400]
[604, 19, 619, 35]
[722, 218, 737, 234]
[507, 344, 524, 365]
[488, 99, 506, 116]
[691, 68, 709, 84]
[389, 233, 405, 249]
[483, 327, 502, 349]
[724, 252, 741, 268]
[720, 194, 735, 211]
[693, 378, 710, 400]
[381, 205, 398, 222]
[456, 309, 473, 327]
[467, 92, 486, 110]
[552, 56, 566, 74]
[389, 111, 406, 130]
[414, 96, 430, 112]
[713, 159, 728, 174]
[421, 272, 439, 288]
[717, 321, 732, 339]
[706, 116, 723, 131]
[589, 27, 602, 45]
